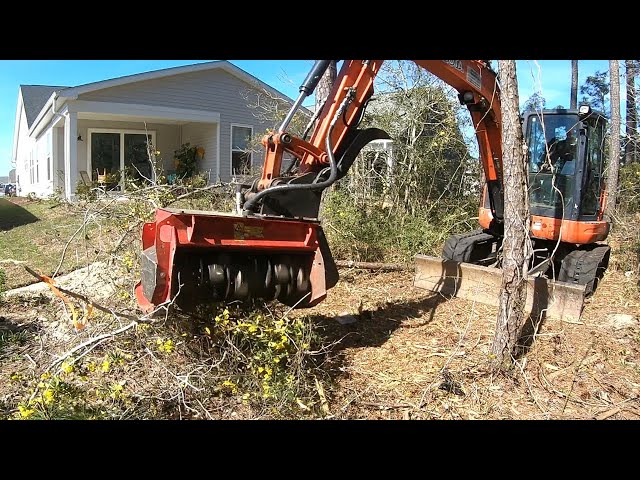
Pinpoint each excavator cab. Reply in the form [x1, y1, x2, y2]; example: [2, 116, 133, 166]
[524, 106, 608, 228]
[444, 105, 611, 299]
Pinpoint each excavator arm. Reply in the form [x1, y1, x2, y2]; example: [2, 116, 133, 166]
[135, 60, 506, 313]
[244, 60, 503, 225]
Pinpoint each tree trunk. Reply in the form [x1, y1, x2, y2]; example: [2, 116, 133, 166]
[571, 60, 579, 109]
[606, 60, 621, 219]
[315, 60, 337, 115]
[490, 61, 532, 371]
[625, 60, 637, 164]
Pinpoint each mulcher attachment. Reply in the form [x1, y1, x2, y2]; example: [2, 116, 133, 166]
[135, 208, 339, 313]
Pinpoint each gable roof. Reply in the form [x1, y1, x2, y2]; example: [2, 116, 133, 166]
[20, 85, 68, 128]
[58, 61, 295, 104]
[24, 61, 310, 138]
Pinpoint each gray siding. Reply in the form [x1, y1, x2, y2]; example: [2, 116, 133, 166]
[77, 69, 274, 181]
[182, 123, 218, 182]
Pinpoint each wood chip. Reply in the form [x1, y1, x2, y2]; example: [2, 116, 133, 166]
[595, 407, 621, 420]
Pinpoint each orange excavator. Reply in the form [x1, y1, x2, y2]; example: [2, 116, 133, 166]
[135, 60, 611, 315]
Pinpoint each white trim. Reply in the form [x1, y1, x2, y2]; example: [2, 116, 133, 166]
[230, 123, 254, 176]
[70, 100, 220, 123]
[64, 111, 78, 200]
[87, 128, 157, 186]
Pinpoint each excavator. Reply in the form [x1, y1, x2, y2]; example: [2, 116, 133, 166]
[135, 60, 611, 319]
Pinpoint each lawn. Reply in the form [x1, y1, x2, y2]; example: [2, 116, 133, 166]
[0, 197, 119, 290]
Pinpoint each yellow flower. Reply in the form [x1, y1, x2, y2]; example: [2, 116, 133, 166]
[61, 362, 74, 374]
[101, 361, 111, 372]
[43, 389, 55, 405]
[18, 405, 35, 419]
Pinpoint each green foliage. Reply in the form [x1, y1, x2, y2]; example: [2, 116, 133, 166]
[358, 62, 479, 214]
[522, 92, 546, 113]
[188, 304, 321, 413]
[319, 61, 482, 262]
[174, 143, 204, 179]
[580, 70, 610, 113]
[619, 161, 640, 213]
[322, 189, 477, 262]
[75, 181, 97, 201]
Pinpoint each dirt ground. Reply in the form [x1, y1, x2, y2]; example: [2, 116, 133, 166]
[1, 198, 639, 419]
[290, 266, 640, 420]
[2, 263, 639, 420]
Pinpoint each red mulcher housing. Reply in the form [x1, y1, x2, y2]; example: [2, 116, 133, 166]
[134, 207, 338, 313]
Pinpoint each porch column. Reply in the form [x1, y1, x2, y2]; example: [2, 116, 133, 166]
[64, 111, 78, 201]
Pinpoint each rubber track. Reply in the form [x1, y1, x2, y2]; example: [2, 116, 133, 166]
[557, 245, 611, 296]
[442, 229, 497, 263]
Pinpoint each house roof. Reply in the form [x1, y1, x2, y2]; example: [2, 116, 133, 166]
[20, 85, 68, 128]
[58, 61, 296, 105]
[24, 61, 310, 138]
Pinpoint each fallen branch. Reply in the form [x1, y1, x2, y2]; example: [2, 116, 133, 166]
[23, 265, 139, 321]
[47, 320, 138, 371]
[335, 260, 411, 271]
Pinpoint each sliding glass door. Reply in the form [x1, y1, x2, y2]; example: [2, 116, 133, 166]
[88, 129, 156, 189]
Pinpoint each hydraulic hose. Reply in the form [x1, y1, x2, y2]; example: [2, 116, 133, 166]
[242, 91, 353, 216]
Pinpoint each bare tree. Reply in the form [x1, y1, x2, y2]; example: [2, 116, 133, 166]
[490, 60, 532, 371]
[315, 60, 337, 116]
[625, 60, 637, 164]
[571, 60, 579, 109]
[605, 60, 621, 219]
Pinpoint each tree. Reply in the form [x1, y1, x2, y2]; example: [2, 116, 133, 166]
[361, 61, 475, 214]
[570, 60, 578, 109]
[315, 60, 337, 115]
[521, 92, 546, 113]
[490, 60, 532, 371]
[625, 60, 638, 164]
[580, 70, 610, 113]
[605, 60, 621, 219]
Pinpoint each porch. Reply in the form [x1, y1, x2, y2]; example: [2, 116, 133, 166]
[50, 101, 220, 200]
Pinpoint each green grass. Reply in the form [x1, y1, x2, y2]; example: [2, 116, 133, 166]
[0, 198, 115, 290]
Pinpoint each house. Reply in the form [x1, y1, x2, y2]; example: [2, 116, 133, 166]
[11, 61, 302, 200]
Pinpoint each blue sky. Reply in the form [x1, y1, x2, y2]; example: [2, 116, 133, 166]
[0, 59, 613, 176]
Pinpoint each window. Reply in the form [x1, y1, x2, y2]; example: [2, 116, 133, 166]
[581, 118, 606, 217]
[231, 125, 253, 175]
[526, 113, 579, 212]
[87, 129, 156, 189]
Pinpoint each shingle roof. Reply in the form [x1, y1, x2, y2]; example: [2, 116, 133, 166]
[20, 85, 68, 128]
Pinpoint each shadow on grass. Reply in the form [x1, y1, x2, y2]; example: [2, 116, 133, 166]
[0, 199, 39, 231]
[305, 293, 448, 380]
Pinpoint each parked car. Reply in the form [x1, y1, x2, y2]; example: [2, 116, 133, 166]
[4, 183, 16, 197]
